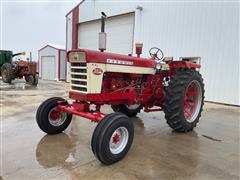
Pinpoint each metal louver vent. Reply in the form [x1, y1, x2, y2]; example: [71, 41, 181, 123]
[70, 62, 88, 93]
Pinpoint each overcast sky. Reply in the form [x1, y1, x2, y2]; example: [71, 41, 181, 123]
[0, 0, 80, 61]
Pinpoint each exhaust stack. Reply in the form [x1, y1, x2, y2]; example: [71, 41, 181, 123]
[99, 12, 107, 52]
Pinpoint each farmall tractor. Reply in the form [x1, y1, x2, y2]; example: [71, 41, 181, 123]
[0, 50, 38, 85]
[36, 14, 204, 165]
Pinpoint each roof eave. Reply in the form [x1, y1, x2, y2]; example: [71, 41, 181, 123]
[65, 0, 85, 17]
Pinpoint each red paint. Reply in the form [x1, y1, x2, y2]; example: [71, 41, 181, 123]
[58, 49, 61, 80]
[135, 43, 143, 58]
[170, 61, 201, 69]
[144, 107, 163, 112]
[184, 81, 198, 119]
[92, 68, 103, 75]
[50, 110, 60, 120]
[72, 6, 79, 50]
[68, 49, 156, 68]
[58, 101, 105, 122]
[69, 91, 136, 104]
[38, 53, 40, 78]
[58, 48, 202, 124]
[113, 134, 121, 143]
[65, 0, 84, 17]
[65, 14, 68, 79]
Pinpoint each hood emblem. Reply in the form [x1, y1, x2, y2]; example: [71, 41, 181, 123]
[92, 68, 103, 75]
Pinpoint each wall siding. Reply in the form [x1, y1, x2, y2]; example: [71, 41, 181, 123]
[75, 1, 239, 105]
[60, 50, 66, 80]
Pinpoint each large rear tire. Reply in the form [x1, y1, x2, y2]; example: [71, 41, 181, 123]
[111, 104, 142, 117]
[1, 63, 13, 83]
[91, 113, 134, 165]
[163, 69, 204, 132]
[36, 97, 72, 134]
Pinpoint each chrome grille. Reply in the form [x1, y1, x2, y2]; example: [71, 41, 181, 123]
[70, 62, 88, 93]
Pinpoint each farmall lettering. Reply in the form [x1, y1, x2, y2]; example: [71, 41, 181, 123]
[36, 12, 204, 165]
[107, 59, 134, 65]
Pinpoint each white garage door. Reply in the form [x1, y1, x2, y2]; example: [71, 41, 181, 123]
[78, 13, 134, 55]
[41, 56, 56, 80]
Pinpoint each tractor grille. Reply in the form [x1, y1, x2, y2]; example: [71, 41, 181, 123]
[70, 62, 88, 93]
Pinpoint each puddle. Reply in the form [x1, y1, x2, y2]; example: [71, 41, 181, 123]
[0, 82, 38, 91]
[1, 101, 19, 106]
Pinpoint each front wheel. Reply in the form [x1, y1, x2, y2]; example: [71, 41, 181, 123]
[25, 75, 38, 86]
[36, 97, 72, 134]
[91, 113, 134, 165]
[163, 69, 204, 132]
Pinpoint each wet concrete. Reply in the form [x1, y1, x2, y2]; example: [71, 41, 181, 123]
[1, 79, 239, 179]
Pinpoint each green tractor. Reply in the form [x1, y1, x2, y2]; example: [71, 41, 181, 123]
[0, 50, 38, 85]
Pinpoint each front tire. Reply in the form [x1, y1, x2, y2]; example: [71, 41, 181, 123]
[111, 104, 142, 117]
[163, 69, 204, 132]
[25, 75, 38, 86]
[36, 97, 72, 134]
[91, 113, 134, 165]
[1, 63, 13, 83]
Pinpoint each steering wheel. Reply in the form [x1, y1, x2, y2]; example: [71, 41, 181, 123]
[149, 47, 164, 61]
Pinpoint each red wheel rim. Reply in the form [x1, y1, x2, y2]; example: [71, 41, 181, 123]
[112, 133, 121, 144]
[48, 107, 67, 127]
[49, 110, 60, 120]
[184, 80, 202, 122]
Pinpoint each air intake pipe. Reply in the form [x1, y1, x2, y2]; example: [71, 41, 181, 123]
[12, 51, 26, 57]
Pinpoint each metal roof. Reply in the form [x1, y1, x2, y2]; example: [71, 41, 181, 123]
[39, 44, 66, 51]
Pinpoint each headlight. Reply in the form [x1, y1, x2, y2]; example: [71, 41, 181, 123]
[69, 52, 86, 62]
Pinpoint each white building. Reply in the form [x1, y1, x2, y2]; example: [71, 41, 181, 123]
[66, 1, 239, 105]
[38, 44, 66, 81]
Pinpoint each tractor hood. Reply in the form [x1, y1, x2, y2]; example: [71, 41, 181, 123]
[68, 49, 156, 68]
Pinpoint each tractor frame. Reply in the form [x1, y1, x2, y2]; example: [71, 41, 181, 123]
[57, 50, 200, 123]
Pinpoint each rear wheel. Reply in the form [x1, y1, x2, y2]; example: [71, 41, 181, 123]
[91, 113, 134, 165]
[111, 104, 142, 117]
[163, 69, 204, 132]
[1, 63, 13, 83]
[36, 97, 72, 134]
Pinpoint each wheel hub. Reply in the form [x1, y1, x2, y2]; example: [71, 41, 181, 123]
[184, 80, 202, 123]
[112, 133, 121, 144]
[49, 110, 60, 120]
[109, 127, 129, 154]
[48, 107, 67, 127]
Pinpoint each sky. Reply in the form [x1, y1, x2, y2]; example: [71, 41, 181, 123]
[0, 0, 80, 61]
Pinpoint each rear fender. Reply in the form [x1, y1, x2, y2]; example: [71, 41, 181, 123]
[169, 61, 201, 69]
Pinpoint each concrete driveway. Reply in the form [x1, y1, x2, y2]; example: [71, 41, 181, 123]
[1, 80, 239, 179]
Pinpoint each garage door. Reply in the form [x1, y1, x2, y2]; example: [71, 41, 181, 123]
[41, 56, 56, 80]
[78, 13, 134, 55]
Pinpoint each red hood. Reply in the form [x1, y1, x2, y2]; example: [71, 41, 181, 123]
[68, 49, 156, 68]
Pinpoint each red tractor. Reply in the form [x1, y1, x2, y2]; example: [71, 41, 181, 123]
[36, 14, 204, 165]
[0, 51, 38, 85]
